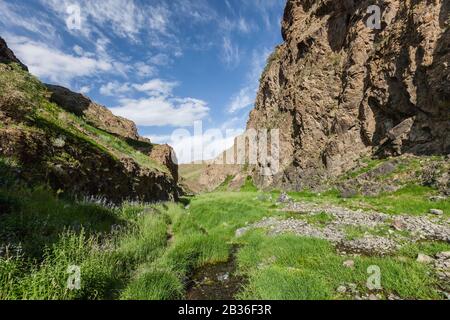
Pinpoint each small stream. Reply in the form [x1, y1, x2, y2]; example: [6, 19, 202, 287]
[186, 246, 245, 300]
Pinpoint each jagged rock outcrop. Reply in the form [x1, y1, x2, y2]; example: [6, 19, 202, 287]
[0, 37, 181, 203]
[0, 37, 28, 71]
[148, 144, 179, 183]
[46, 85, 142, 141]
[247, 0, 450, 190]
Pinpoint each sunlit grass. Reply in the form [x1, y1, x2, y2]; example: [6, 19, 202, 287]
[0, 151, 447, 300]
[236, 231, 440, 300]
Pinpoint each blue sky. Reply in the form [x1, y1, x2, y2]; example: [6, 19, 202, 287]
[0, 0, 285, 162]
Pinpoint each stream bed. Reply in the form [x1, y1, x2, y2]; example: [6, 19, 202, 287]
[186, 247, 246, 300]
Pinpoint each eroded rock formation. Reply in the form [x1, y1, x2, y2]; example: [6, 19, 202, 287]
[0, 37, 181, 203]
[0, 37, 28, 71]
[46, 84, 141, 141]
[248, 0, 450, 190]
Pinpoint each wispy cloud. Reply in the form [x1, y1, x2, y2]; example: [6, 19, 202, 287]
[222, 37, 240, 68]
[40, 0, 149, 40]
[133, 79, 178, 96]
[228, 86, 255, 113]
[148, 127, 244, 164]
[6, 36, 112, 84]
[1, 0, 285, 140]
[0, 1, 59, 42]
[107, 78, 210, 127]
[99, 81, 133, 96]
[227, 47, 272, 113]
[111, 96, 209, 127]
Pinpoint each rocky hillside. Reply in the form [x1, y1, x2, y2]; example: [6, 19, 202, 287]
[0, 37, 180, 203]
[243, 0, 450, 190]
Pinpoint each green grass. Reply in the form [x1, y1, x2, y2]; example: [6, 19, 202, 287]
[179, 164, 206, 180]
[215, 175, 234, 191]
[305, 212, 334, 227]
[236, 231, 440, 300]
[260, 47, 280, 82]
[0, 63, 168, 174]
[79, 123, 167, 173]
[341, 158, 385, 180]
[0, 150, 447, 300]
[120, 266, 184, 300]
[240, 176, 258, 192]
[0, 184, 446, 300]
[287, 185, 449, 217]
[0, 177, 175, 299]
[349, 186, 449, 216]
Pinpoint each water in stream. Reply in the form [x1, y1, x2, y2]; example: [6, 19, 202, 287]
[186, 247, 245, 300]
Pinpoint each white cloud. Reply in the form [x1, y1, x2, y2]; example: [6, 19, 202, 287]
[7, 36, 112, 84]
[149, 53, 172, 66]
[99, 81, 133, 96]
[79, 85, 91, 94]
[228, 86, 255, 113]
[0, 1, 58, 41]
[222, 37, 240, 68]
[133, 79, 177, 96]
[110, 96, 209, 127]
[73, 45, 85, 56]
[99, 78, 210, 127]
[220, 17, 255, 34]
[227, 48, 272, 113]
[134, 62, 156, 77]
[41, 0, 147, 40]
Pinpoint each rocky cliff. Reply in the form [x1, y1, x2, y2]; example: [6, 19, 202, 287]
[247, 0, 449, 190]
[0, 37, 28, 71]
[0, 37, 180, 203]
[46, 84, 142, 141]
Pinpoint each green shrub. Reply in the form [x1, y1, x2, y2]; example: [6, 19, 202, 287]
[240, 176, 258, 192]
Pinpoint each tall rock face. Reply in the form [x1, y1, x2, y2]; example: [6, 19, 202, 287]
[148, 144, 179, 183]
[249, 0, 450, 190]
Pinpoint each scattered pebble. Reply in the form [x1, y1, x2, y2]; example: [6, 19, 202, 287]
[388, 293, 402, 300]
[343, 260, 355, 269]
[277, 192, 291, 203]
[429, 196, 447, 202]
[217, 273, 230, 282]
[429, 209, 444, 216]
[237, 201, 450, 255]
[368, 294, 379, 301]
[337, 285, 347, 293]
[416, 253, 434, 264]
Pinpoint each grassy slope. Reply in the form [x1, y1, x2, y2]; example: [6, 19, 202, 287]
[1, 82, 448, 300]
[1, 166, 448, 299]
[0, 63, 167, 173]
[179, 164, 206, 181]
[284, 186, 449, 217]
